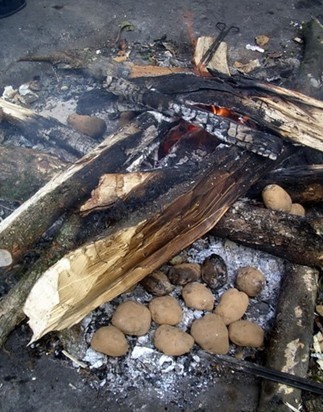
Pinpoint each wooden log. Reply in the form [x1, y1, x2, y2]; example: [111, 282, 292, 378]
[0, 97, 97, 158]
[210, 201, 323, 269]
[0, 115, 161, 267]
[258, 264, 319, 411]
[23, 143, 289, 341]
[0, 213, 83, 348]
[0, 145, 68, 202]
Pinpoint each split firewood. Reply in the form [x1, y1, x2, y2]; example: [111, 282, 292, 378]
[0, 97, 97, 159]
[258, 264, 319, 411]
[0, 213, 83, 348]
[210, 201, 323, 269]
[0, 145, 68, 202]
[23, 142, 287, 342]
[0, 115, 161, 267]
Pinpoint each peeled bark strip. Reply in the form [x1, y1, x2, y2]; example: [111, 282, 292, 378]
[0, 97, 97, 157]
[23, 144, 284, 342]
[0, 116, 159, 266]
[211, 201, 323, 269]
[258, 264, 319, 411]
[0, 145, 68, 202]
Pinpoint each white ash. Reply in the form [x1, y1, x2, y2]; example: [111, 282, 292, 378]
[80, 235, 283, 404]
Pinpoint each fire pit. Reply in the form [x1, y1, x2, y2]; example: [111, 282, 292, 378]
[0, 4, 323, 411]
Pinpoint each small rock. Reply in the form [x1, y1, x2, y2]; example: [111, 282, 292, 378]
[91, 325, 129, 356]
[255, 35, 269, 47]
[290, 203, 305, 217]
[149, 296, 182, 325]
[111, 301, 151, 336]
[67, 113, 107, 139]
[182, 282, 215, 311]
[141, 270, 174, 296]
[168, 263, 201, 286]
[190, 313, 229, 354]
[154, 325, 194, 356]
[316, 305, 323, 317]
[235, 266, 265, 297]
[262, 184, 292, 212]
[201, 254, 227, 290]
[228, 320, 264, 347]
[214, 288, 249, 325]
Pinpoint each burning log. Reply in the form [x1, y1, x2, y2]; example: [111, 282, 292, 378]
[211, 201, 323, 269]
[23, 141, 287, 341]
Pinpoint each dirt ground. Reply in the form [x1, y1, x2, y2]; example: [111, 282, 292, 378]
[0, 1, 323, 411]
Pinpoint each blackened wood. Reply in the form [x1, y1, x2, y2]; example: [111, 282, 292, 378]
[258, 264, 319, 411]
[0, 97, 97, 158]
[0, 115, 160, 267]
[211, 201, 323, 269]
[0, 146, 68, 202]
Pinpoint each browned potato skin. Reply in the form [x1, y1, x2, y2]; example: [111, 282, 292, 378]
[214, 288, 249, 325]
[149, 296, 182, 325]
[235, 266, 265, 297]
[112, 301, 151, 336]
[190, 313, 229, 354]
[168, 263, 201, 286]
[154, 325, 194, 356]
[91, 325, 129, 356]
[67, 113, 107, 139]
[182, 282, 215, 311]
[228, 320, 264, 347]
[262, 184, 292, 212]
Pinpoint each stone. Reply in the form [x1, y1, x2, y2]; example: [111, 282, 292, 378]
[91, 325, 129, 356]
[67, 113, 107, 139]
[141, 270, 174, 296]
[182, 282, 215, 311]
[290, 203, 306, 217]
[190, 313, 229, 354]
[214, 288, 249, 325]
[168, 263, 201, 286]
[262, 184, 292, 212]
[235, 266, 265, 297]
[111, 301, 151, 336]
[149, 296, 182, 325]
[201, 254, 227, 290]
[228, 320, 264, 347]
[154, 325, 194, 356]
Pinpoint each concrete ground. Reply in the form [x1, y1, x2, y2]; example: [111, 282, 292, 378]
[0, 1, 323, 411]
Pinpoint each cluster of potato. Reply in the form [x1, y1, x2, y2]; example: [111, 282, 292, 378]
[262, 184, 305, 216]
[91, 259, 266, 358]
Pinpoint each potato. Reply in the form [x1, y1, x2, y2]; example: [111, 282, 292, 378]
[111, 301, 151, 336]
[149, 296, 182, 325]
[168, 263, 201, 286]
[228, 320, 264, 347]
[67, 113, 107, 139]
[154, 325, 194, 356]
[91, 325, 129, 356]
[182, 282, 215, 311]
[201, 254, 227, 290]
[141, 270, 174, 296]
[235, 266, 265, 297]
[290, 203, 305, 217]
[190, 313, 229, 354]
[262, 184, 292, 212]
[214, 288, 249, 325]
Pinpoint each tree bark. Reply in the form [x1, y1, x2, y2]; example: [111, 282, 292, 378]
[211, 201, 323, 269]
[258, 264, 319, 411]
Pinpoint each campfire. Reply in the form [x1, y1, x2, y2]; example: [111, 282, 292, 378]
[0, 17, 323, 410]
